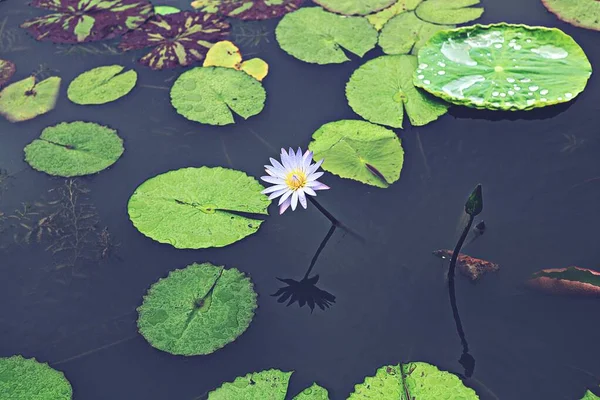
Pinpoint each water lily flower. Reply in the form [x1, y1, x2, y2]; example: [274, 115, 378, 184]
[261, 148, 329, 214]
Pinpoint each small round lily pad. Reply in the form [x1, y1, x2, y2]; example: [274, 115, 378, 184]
[170, 66, 266, 125]
[0, 59, 16, 87]
[0, 355, 72, 399]
[24, 121, 124, 177]
[0, 76, 61, 123]
[128, 167, 269, 249]
[276, 7, 378, 65]
[542, 0, 600, 31]
[154, 5, 180, 15]
[308, 120, 404, 188]
[293, 383, 330, 399]
[414, 23, 592, 111]
[204, 40, 243, 68]
[346, 54, 448, 128]
[68, 65, 137, 105]
[138, 262, 257, 356]
[348, 362, 478, 399]
[313, 0, 396, 15]
[208, 369, 293, 399]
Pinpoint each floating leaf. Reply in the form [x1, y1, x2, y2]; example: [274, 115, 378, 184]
[203, 40, 269, 81]
[379, 11, 452, 55]
[433, 250, 499, 281]
[119, 11, 230, 70]
[308, 120, 404, 188]
[414, 24, 592, 111]
[0, 355, 72, 399]
[367, 0, 420, 31]
[0, 76, 60, 123]
[240, 58, 269, 81]
[24, 121, 124, 177]
[138, 262, 257, 355]
[128, 167, 269, 248]
[415, 0, 484, 25]
[581, 388, 600, 400]
[154, 5, 181, 15]
[293, 383, 330, 399]
[276, 7, 378, 64]
[346, 55, 448, 128]
[542, 0, 600, 32]
[216, 0, 303, 20]
[21, 0, 154, 44]
[313, 0, 395, 15]
[190, 0, 221, 13]
[67, 65, 137, 105]
[208, 369, 293, 399]
[0, 59, 15, 87]
[527, 266, 600, 297]
[171, 66, 266, 125]
[348, 362, 478, 399]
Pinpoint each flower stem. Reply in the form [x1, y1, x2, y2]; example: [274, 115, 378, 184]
[303, 224, 336, 280]
[308, 197, 364, 242]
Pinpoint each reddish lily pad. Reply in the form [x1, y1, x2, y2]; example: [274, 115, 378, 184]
[0, 59, 16, 87]
[119, 11, 230, 70]
[527, 266, 600, 297]
[21, 0, 154, 44]
[433, 250, 499, 281]
[217, 0, 304, 20]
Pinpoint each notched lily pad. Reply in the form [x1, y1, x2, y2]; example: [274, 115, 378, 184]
[21, 0, 154, 44]
[154, 5, 181, 15]
[348, 362, 479, 399]
[0, 76, 61, 123]
[415, 23, 592, 111]
[276, 7, 378, 64]
[119, 11, 230, 70]
[24, 121, 124, 177]
[68, 65, 137, 105]
[208, 369, 293, 399]
[415, 0, 483, 25]
[379, 11, 452, 55]
[203, 40, 269, 81]
[128, 167, 269, 248]
[313, 0, 396, 16]
[347, 54, 448, 128]
[542, 0, 600, 31]
[309, 120, 404, 188]
[217, 0, 304, 20]
[527, 266, 600, 297]
[367, 0, 421, 31]
[0, 355, 72, 399]
[171, 66, 266, 125]
[0, 59, 16, 87]
[138, 262, 257, 355]
[293, 383, 330, 399]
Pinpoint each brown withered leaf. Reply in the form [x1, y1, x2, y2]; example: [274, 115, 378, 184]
[433, 249, 500, 281]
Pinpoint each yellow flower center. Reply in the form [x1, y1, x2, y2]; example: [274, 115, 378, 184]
[285, 170, 307, 191]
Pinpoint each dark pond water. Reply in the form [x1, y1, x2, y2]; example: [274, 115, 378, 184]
[1, 0, 599, 398]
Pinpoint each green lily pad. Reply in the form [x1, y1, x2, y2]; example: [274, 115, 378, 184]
[414, 23, 592, 111]
[0, 355, 72, 399]
[128, 167, 269, 249]
[0, 59, 16, 87]
[581, 388, 600, 400]
[24, 121, 124, 177]
[348, 362, 478, 399]
[293, 383, 330, 399]
[67, 65, 137, 105]
[208, 369, 293, 399]
[276, 7, 378, 65]
[308, 120, 404, 188]
[346, 54, 448, 128]
[170, 66, 266, 125]
[0, 76, 60, 122]
[377, 0, 484, 55]
[154, 5, 180, 15]
[312, 0, 396, 16]
[542, 0, 600, 31]
[138, 262, 257, 355]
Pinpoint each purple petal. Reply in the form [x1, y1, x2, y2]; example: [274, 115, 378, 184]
[261, 176, 284, 185]
[307, 171, 324, 181]
[269, 158, 286, 172]
[278, 190, 293, 205]
[307, 181, 330, 191]
[307, 158, 324, 175]
[302, 150, 313, 170]
[279, 197, 291, 214]
[303, 186, 317, 196]
[280, 148, 292, 170]
[298, 190, 307, 209]
[268, 188, 289, 200]
[262, 184, 287, 194]
[265, 166, 285, 179]
[291, 190, 299, 211]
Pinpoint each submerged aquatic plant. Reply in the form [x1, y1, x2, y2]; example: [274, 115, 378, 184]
[261, 148, 330, 215]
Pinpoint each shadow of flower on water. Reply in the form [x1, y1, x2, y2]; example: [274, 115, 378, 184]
[272, 275, 336, 312]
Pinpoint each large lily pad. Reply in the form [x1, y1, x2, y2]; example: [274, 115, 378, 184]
[346, 55, 448, 128]
[119, 11, 230, 70]
[138, 262, 257, 355]
[0, 355, 72, 399]
[24, 121, 124, 177]
[276, 7, 378, 64]
[216, 0, 304, 20]
[313, 0, 395, 16]
[377, 0, 484, 55]
[414, 24, 592, 111]
[67, 65, 137, 105]
[308, 120, 404, 188]
[21, 0, 154, 44]
[526, 266, 600, 297]
[208, 369, 292, 399]
[128, 167, 269, 248]
[348, 362, 478, 399]
[293, 383, 330, 399]
[542, 0, 600, 31]
[170, 66, 266, 125]
[0, 76, 61, 123]
[0, 59, 15, 87]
